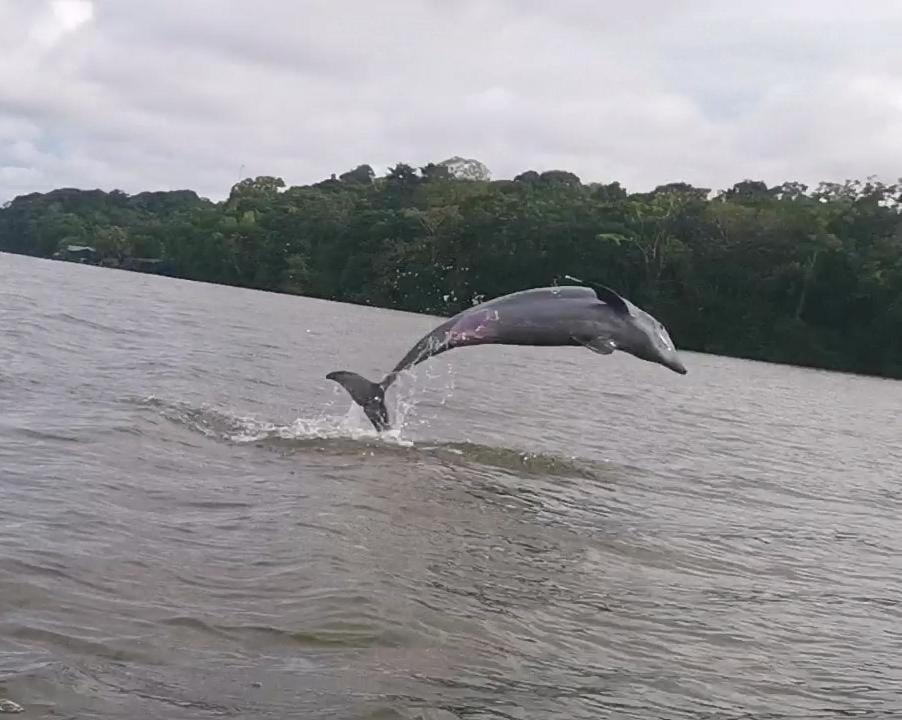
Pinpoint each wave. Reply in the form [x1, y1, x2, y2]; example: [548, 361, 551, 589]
[135, 396, 614, 483]
[158, 615, 402, 649]
[137, 395, 409, 444]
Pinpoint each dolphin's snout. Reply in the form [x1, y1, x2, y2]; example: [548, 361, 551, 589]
[668, 357, 688, 374]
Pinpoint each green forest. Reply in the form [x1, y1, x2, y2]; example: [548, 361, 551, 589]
[2, 158, 901, 378]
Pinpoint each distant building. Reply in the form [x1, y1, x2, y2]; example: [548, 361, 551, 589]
[50, 242, 170, 275]
[53, 245, 99, 263]
[121, 257, 166, 272]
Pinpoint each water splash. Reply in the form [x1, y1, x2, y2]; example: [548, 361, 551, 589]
[232, 407, 415, 448]
[137, 362, 457, 448]
[140, 395, 414, 447]
[383, 353, 458, 433]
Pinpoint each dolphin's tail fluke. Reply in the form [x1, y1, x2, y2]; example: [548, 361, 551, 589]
[326, 371, 390, 431]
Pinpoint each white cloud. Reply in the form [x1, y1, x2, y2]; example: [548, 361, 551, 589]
[27, 0, 93, 51]
[2, 0, 902, 203]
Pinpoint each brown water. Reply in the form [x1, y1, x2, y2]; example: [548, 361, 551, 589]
[1, 251, 901, 719]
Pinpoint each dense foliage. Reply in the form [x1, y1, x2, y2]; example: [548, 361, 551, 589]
[2, 160, 902, 378]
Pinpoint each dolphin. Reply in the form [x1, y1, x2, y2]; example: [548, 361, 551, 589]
[326, 282, 687, 431]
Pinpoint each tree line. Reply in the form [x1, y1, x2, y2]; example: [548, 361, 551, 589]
[2, 157, 901, 378]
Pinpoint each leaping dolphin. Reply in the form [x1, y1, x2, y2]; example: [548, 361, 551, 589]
[327, 281, 687, 431]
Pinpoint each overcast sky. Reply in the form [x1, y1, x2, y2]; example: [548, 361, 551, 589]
[2, 0, 902, 203]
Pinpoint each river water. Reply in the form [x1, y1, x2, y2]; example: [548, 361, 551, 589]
[1, 251, 901, 719]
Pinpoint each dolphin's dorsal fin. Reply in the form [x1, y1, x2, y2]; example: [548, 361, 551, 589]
[593, 284, 630, 315]
[563, 274, 630, 315]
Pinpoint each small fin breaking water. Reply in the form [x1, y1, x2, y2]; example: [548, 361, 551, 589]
[0, 699, 24, 714]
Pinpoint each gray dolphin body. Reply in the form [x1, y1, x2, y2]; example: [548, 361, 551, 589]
[327, 284, 687, 431]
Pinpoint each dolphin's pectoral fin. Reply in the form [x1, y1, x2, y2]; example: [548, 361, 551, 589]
[572, 335, 616, 355]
